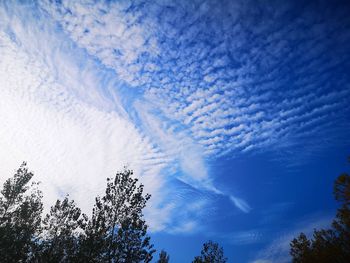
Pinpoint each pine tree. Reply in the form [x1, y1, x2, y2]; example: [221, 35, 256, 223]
[290, 233, 313, 263]
[193, 240, 227, 263]
[0, 162, 43, 262]
[290, 158, 350, 262]
[39, 196, 87, 262]
[80, 169, 155, 262]
[157, 250, 170, 263]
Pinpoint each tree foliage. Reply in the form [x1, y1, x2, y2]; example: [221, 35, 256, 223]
[192, 240, 227, 263]
[0, 163, 231, 263]
[0, 164, 155, 263]
[0, 162, 43, 262]
[39, 196, 87, 262]
[157, 250, 170, 263]
[290, 159, 350, 262]
[80, 169, 155, 262]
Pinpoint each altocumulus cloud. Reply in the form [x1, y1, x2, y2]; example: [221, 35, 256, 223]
[1, 0, 350, 235]
[39, 0, 350, 162]
[0, 1, 214, 232]
[40, 0, 350, 202]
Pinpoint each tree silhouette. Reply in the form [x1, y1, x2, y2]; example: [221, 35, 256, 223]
[0, 162, 43, 262]
[39, 196, 87, 262]
[0, 164, 156, 262]
[157, 250, 170, 263]
[290, 158, 350, 262]
[193, 240, 227, 263]
[79, 169, 155, 262]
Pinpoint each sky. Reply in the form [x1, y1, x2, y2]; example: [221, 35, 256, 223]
[0, 0, 350, 262]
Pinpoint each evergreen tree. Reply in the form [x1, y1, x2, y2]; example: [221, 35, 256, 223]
[157, 250, 170, 263]
[290, 233, 313, 263]
[0, 162, 43, 262]
[290, 158, 350, 262]
[193, 240, 227, 263]
[80, 169, 155, 262]
[39, 196, 87, 262]
[0, 164, 155, 262]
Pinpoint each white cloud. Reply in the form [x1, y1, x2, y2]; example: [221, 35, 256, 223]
[39, 0, 159, 87]
[0, 2, 174, 232]
[133, 100, 251, 213]
[2, 0, 348, 236]
[0, 1, 251, 234]
[0, 25, 165, 216]
[230, 196, 252, 213]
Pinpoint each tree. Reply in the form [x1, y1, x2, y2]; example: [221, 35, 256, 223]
[290, 158, 350, 262]
[157, 250, 170, 263]
[39, 196, 87, 262]
[193, 240, 227, 263]
[329, 172, 350, 260]
[0, 164, 156, 262]
[79, 169, 155, 262]
[0, 162, 43, 262]
[290, 233, 312, 263]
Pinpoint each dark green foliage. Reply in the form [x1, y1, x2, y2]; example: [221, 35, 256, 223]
[290, 230, 343, 263]
[0, 164, 155, 263]
[39, 196, 87, 262]
[157, 250, 170, 263]
[290, 158, 350, 263]
[290, 233, 312, 263]
[79, 169, 155, 262]
[193, 240, 227, 263]
[78, 195, 108, 262]
[0, 162, 43, 262]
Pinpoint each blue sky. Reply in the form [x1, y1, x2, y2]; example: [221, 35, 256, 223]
[0, 0, 350, 262]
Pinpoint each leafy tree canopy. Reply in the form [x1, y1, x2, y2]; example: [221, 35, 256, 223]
[193, 240, 227, 263]
[290, 158, 350, 263]
[157, 249, 170, 263]
[0, 163, 231, 263]
[0, 164, 155, 263]
[0, 162, 43, 262]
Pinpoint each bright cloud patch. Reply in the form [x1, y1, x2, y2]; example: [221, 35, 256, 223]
[0, 2, 216, 232]
[40, 0, 350, 161]
[1, 2, 350, 259]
